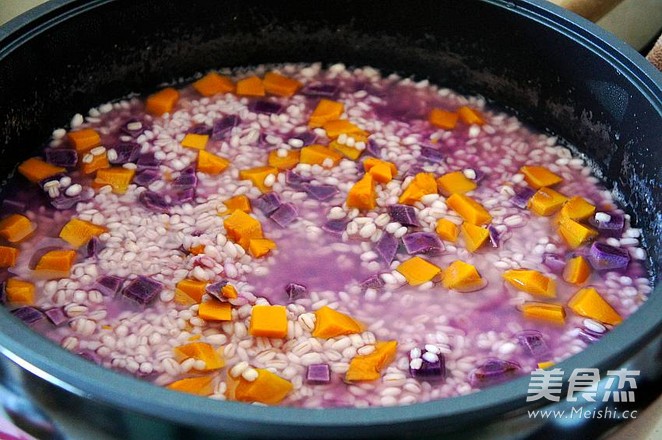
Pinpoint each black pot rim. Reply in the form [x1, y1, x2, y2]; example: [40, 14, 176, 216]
[0, 0, 660, 435]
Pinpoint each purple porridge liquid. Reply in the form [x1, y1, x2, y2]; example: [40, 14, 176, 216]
[0, 63, 651, 408]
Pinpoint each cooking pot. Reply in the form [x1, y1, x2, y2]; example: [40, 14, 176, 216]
[0, 0, 660, 438]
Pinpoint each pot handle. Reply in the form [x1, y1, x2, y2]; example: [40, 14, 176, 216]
[551, 0, 662, 71]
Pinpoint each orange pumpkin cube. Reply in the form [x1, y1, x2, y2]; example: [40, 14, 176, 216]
[528, 187, 568, 216]
[435, 218, 459, 242]
[175, 278, 208, 303]
[192, 72, 234, 96]
[0, 246, 19, 268]
[67, 128, 101, 152]
[330, 140, 363, 160]
[0, 214, 35, 243]
[559, 196, 596, 221]
[398, 172, 437, 205]
[503, 269, 556, 298]
[457, 106, 485, 125]
[263, 72, 302, 97]
[146, 87, 180, 116]
[299, 144, 343, 167]
[346, 174, 377, 211]
[396, 256, 442, 286]
[447, 194, 492, 225]
[268, 149, 300, 170]
[238, 166, 279, 193]
[223, 195, 252, 214]
[197, 150, 230, 174]
[520, 165, 563, 189]
[248, 238, 277, 258]
[198, 301, 233, 322]
[173, 342, 224, 371]
[428, 108, 459, 130]
[81, 152, 110, 175]
[227, 368, 293, 404]
[167, 376, 215, 396]
[223, 210, 263, 250]
[558, 216, 598, 248]
[94, 167, 135, 194]
[181, 133, 209, 150]
[460, 222, 489, 252]
[563, 256, 591, 285]
[442, 260, 486, 292]
[436, 171, 477, 197]
[312, 306, 363, 338]
[322, 119, 367, 139]
[34, 249, 77, 279]
[249, 305, 288, 338]
[346, 340, 397, 382]
[520, 302, 566, 325]
[5, 278, 35, 305]
[309, 99, 344, 128]
[18, 158, 66, 183]
[567, 287, 622, 325]
[235, 76, 265, 97]
[59, 218, 107, 248]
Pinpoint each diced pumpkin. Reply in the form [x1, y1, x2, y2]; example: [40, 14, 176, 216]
[223, 195, 251, 214]
[94, 167, 135, 194]
[198, 300, 233, 322]
[188, 244, 205, 255]
[363, 157, 397, 176]
[558, 216, 598, 248]
[520, 166, 563, 189]
[398, 173, 437, 205]
[366, 162, 393, 183]
[428, 108, 459, 130]
[309, 99, 344, 128]
[322, 119, 367, 139]
[503, 269, 556, 298]
[249, 305, 288, 338]
[268, 149, 300, 170]
[175, 278, 207, 303]
[0, 214, 36, 243]
[460, 222, 489, 253]
[235, 76, 265, 97]
[0, 246, 19, 268]
[537, 361, 556, 369]
[181, 133, 209, 150]
[223, 210, 263, 250]
[299, 145, 343, 167]
[442, 260, 485, 292]
[435, 218, 459, 242]
[221, 284, 238, 299]
[457, 106, 485, 125]
[167, 376, 215, 396]
[67, 128, 101, 152]
[563, 256, 591, 285]
[346, 174, 377, 211]
[146, 87, 180, 116]
[81, 152, 110, 175]
[396, 256, 442, 286]
[559, 196, 596, 221]
[227, 368, 293, 404]
[330, 140, 362, 160]
[59, 218, 107, 248]
[312, 306, 363, 338]
[34, 249, 77, 279]
[18, 158, 66, 183]
[447, 194, 492, 225]
[192, 72, 234, 96]
[345, 340, 397, 382]
[567, 287, 622, 325]
[528, 187, 568, 216]
[436, 171, 477, 197]
[173, 341, 224, 371]
[520, 302, 566, 325]
[5, 278, 35, 305]
[238, 166, 279, 193]
[263, 72, 302, 97]
[174, 289, 199, 306]
[197, 150, 230, 174]
[248, 238, 277, 258]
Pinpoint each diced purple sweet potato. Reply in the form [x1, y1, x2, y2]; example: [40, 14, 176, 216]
[402, 232, 444, 255]
[120, 275, 162, 305]
[375, 233, 399, 265]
